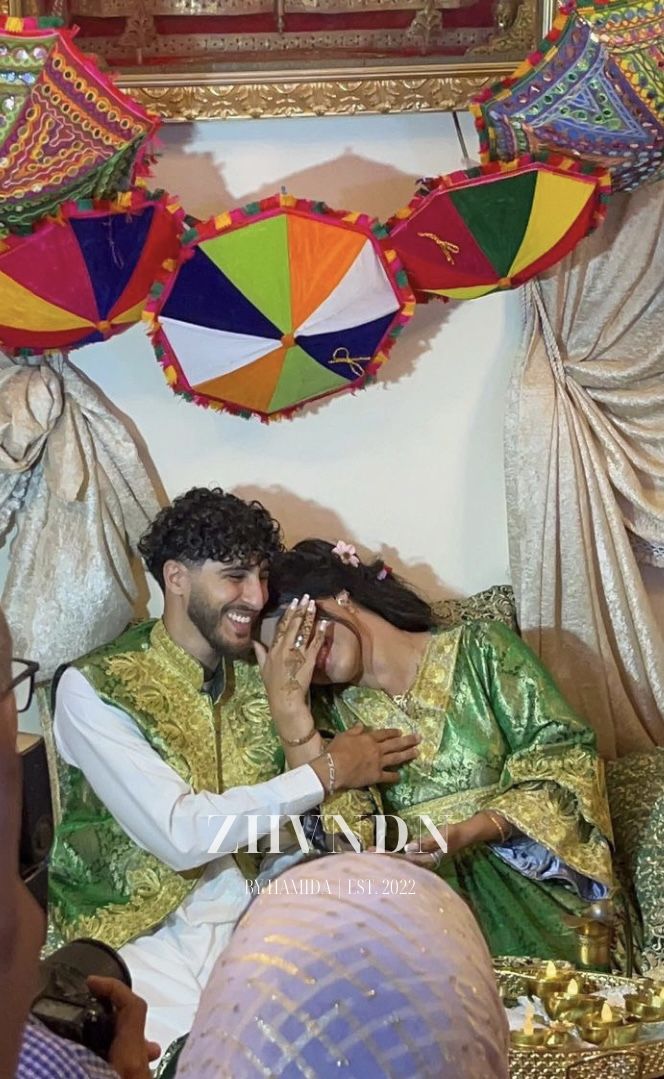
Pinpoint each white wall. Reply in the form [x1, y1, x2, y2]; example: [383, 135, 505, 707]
[3, 111, 523, 732]
[85, 111, 521, 597]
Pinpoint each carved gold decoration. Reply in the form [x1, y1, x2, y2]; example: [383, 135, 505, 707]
[118, 0, 158, 60]
[80, 28, 495, 59]
[470, 0, 536, 55]
[14, 0, 553, 119]
[406, 0, 445, 50]
[120, 68, 494, 120]
[494, 0, 520, 32]
[71, 0, 511, 13]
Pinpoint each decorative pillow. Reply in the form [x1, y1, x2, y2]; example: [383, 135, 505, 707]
[432, 584, 518, 633]
[606, 750, 664, 972]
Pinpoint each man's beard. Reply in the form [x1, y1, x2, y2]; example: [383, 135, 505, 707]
[187, 592, 255, 659]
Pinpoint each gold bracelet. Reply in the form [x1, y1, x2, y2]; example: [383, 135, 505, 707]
[311, 750, 336, 796]
[280, 726, 318, 747]
[326, 751, 336, 796]
[485, 810, 511, 844]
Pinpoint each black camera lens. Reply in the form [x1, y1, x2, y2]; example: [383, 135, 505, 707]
[31, 938, 132, 1060]
[40, 939, 132, 988]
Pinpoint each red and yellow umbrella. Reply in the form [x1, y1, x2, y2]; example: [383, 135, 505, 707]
[384, 154, 610, 302]
[0, 190, 183, 354]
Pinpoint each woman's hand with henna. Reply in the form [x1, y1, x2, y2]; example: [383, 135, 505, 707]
[253, 595, 327, 722]
[400, 811, 511, 868]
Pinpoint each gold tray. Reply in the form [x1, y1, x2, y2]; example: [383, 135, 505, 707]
[494, 958, 664, 1079]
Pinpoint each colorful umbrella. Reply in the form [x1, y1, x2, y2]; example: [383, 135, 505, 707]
[470, 0, 664, 192]
[146, 195, 415, 422]
[0, 15, 158, 231]
[384, 154, 610, 302]
[0, 189, 183, 353]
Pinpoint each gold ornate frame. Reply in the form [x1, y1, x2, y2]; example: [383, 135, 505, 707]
[10, 0, 555, 120]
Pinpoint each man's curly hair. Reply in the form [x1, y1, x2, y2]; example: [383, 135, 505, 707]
[138, 487, 283, 590]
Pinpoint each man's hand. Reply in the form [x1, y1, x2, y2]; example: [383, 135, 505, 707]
[319, 723, 421, 791]
[86, 976, 160, 1079]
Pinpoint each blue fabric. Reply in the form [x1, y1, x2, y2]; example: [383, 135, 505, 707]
[73, 329, 106, 348]
[492, 835, 609, 902]
[162, 248, 282, 339]
[71, 207, 155, 319]
[17, 1017, 117, 1079]
[297, 312, 396, 378]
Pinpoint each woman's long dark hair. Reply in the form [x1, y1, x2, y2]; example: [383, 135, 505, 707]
[267, 539, 437, 632]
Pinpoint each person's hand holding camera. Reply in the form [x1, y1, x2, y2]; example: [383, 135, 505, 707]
[86, 977, 160, 1079]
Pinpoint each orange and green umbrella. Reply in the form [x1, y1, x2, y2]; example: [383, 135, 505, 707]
[384, 154, 610, 302]
[146, 195, 415, 421]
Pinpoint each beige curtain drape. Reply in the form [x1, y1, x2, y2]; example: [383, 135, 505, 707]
[505, 185, 664, 759]
[0, 356, 161, 681]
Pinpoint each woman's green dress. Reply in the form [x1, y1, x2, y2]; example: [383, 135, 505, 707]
[314, 621, 615, 963]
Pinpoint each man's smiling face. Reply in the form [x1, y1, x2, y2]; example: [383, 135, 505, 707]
[185, 558, 270, 658]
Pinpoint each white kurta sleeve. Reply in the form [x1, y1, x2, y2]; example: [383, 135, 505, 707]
[54, 667, 324, 872]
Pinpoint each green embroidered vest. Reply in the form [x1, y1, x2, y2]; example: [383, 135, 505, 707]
[48, 619, 284, 951]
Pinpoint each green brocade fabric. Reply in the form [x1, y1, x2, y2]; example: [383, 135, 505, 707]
[433, 584, 519, 634]
[607, 750, 664, 972]
[48, 619, 285, 951]
[438, 846, 587, 962]
[315, 621, 615, 961]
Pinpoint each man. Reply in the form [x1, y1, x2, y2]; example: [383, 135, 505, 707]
[0, 606, 158, 1079]
[50, 487, 420, 1053]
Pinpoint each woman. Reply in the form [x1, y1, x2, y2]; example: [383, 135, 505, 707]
[256, 540, 616, 963]
[176, 854, 510, 1079]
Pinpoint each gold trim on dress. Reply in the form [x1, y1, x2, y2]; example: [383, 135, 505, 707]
[52, 872, 195, 952]
[335, 628, 462, 774]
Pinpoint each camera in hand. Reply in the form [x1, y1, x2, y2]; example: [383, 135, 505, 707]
[31, 938, 132, 1061]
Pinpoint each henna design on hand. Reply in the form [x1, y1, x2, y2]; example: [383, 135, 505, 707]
[297, 606, 316, 649]
[284, 649, 307, 692]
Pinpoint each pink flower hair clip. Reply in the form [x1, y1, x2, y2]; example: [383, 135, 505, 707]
[332, 540, 360, 568]
[377, 564, 393, 581]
